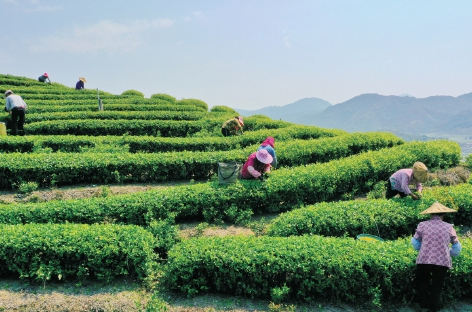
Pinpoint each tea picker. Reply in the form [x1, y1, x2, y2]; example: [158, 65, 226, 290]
[386, 162, 429, 200]
[240, 149, 273, 181]
[411, 202, 461, 311]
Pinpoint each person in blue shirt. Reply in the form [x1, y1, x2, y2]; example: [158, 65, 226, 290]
[38, 72, 51, 84]
[76, 77, 86, 90]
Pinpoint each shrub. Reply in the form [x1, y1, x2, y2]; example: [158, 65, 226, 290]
[366, 181, 386, 199]
[210, 105, 238, 114]
[177, 98, 208, 111]
[163, 235, 472, 305]
[146, 216, 180, 258]
[0, 223, 156, 282]
[16, 181, 39, 194]
[0, 140, 460, 226]
[121, 89, 144, 97]
[150, 93, 176, 104]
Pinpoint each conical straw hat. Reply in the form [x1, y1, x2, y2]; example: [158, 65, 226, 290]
[419, 202, 457, 215]
[79, 77, 87, 82]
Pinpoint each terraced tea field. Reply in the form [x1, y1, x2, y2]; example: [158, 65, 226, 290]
[1, 74, 471, 311]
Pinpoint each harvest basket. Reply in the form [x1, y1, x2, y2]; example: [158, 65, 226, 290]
[356, 234, 384, 242]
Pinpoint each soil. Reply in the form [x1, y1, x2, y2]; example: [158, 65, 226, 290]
[0, 181, 191, 204]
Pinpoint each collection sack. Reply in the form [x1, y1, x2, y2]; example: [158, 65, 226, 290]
[218, 161, 241, 184]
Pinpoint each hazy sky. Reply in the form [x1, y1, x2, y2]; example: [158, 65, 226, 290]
[3, 0, 472, 110]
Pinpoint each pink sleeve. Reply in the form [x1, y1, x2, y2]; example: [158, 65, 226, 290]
[416, 182, 423, 193]
[399, 177, 411, 195]
[248, 166, 261, 178]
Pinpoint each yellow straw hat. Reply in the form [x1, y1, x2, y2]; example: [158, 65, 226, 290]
[79, 77, 87, 82]
[412, 161, 428, 183]
[419, 202, 458, 215]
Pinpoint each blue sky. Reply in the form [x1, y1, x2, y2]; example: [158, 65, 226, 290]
[2, 0, 472, 110]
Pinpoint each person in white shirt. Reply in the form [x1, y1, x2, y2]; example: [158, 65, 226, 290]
[4, 90, 27, 136]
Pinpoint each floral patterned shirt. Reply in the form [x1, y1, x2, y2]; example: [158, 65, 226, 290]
[413, 215, 460, 269]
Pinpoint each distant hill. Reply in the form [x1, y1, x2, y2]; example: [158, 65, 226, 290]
[234, 97, 331, 123]
[235, 93, 472, 136]
[309, 93, 472, 135]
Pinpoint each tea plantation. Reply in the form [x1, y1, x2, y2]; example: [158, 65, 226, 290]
[1, 74, 471, 311]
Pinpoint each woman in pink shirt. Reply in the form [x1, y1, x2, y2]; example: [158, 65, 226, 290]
[240, 149, 273, 181]
[411, 202, 461, 312]
[386, 161, 428, 200]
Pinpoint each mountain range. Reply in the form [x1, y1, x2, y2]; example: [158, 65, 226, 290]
[234, 93, 472, 137]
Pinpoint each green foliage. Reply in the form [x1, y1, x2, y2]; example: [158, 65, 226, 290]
[366, 181, 386, 199]
[0, 131, 403, 188]
[145, 291, 169, 311]
[150, 93, 176, 104]
[23, 102, 206, 114]
[194, 222, 210, 236]
[266, 183, 472, 238]
[466, 155, 472, 180]
[147, 217, 180, 258]
[1, 73, 471, 308]
[163, 235, 472, 305]
[177, 98, 208, 111]
[210, 105, 238, 114]
[25, 119, 220, 136]
[100, 185, 111, 197]
[0, 223, 156, 282]
[121, 89, 144, 97]
[248, 217, 268, 237]
[21, 111, 207, 123]
[0, 141, 462, 227]
[270, 284, 291, 303]
[250, 114, 272, 119]
[16, 181, 39, 194]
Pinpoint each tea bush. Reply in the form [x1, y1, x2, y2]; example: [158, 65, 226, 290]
[163, 235, 472, 305]
[0, 141, 460, 226]
[265, 184, 472, 239]
[121, 89, 144, 97]
[177, 98, 208, 111]
[210, 105, 239, 114]
[0, 223, 156, 282]
[150, 93, 177, 103]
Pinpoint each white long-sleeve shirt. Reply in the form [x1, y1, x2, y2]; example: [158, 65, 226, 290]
[5, 94, 27, 112]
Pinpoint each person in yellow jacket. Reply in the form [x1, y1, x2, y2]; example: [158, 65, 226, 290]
[221, 116, 244, 137]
